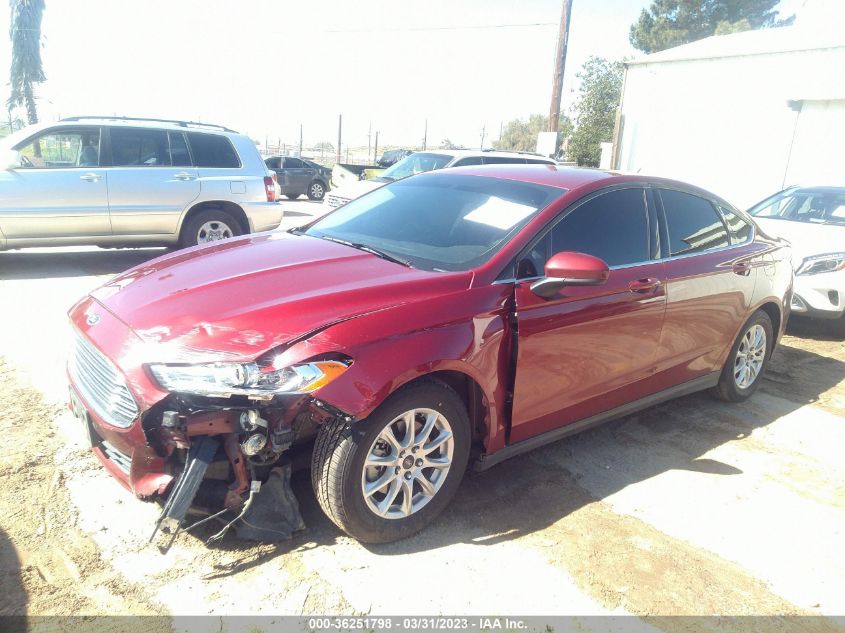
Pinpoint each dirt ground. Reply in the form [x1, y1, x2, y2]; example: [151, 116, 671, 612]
[1, 201, 844, 631]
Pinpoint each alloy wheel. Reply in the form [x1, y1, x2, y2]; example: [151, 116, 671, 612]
[734, 323, 766, 389]
[196, 220, 234, 244]
[361, 408, 454, 520]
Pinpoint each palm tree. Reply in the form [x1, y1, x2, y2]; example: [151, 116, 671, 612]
[8, 0, 46, 125]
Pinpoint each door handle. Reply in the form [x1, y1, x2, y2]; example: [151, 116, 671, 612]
[629, 278, 661, 293]
[80, 173, 101, 182]
[174, 171, 196, 181]
[732, 261, 752, 276]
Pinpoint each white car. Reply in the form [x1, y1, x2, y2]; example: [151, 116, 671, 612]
[748, 186, 845, 334]
[324, 149, 556, 210]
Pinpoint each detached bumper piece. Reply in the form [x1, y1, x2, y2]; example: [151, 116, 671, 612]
[237, 464, 305, 542]
[151, 435, 220, 553]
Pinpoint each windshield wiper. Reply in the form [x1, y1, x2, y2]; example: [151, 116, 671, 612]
[317, 235, 412, 267]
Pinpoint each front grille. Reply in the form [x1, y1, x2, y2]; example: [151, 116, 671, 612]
[325, 194, 350, 209]
[69, 330, 139, 428]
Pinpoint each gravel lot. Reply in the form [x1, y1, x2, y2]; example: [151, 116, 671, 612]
[1, 198, 844, 630]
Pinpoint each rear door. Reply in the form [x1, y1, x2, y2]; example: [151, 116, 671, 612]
[0, 126, 110, 238]
[105, 128, 200, 236]
[283, 157, 313, 193]
[509, 186, 667, 443]
[653, 188, 760, 385]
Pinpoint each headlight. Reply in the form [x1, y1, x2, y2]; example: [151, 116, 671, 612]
[796, 253, 845, 276]
[148, 359, 350, 399]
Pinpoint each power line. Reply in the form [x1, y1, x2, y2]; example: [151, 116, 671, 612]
[324, 22, 556, 33]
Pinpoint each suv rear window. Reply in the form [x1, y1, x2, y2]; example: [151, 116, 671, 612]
[187, 133, 240, 168]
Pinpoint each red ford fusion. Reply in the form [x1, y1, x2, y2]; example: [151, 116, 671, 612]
[67, 166, 792, 545]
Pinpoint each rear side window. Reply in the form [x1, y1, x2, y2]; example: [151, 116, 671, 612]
[719, 206, 753, 244]
[265, 157, 281, 169]
[187, 133, 240, 168]
[660, 190, 729, 256]
[551, 188, 650, 268]
[452, 157, 483, 166]
[284, 157, 305, 168]
[168, 132, 192, 167]
[110, 128, 170, 166]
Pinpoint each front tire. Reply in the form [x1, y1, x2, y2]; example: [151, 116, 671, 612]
[713, 310, 773, 402]
[307, 180, 326, 201]
[311, 380, 470, 543]
[180, 208, 242, 248]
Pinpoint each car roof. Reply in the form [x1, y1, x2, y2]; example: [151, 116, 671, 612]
[52, 117, 239, 135]
[409, 148, 554, 161]
[421, 164, 733, 202]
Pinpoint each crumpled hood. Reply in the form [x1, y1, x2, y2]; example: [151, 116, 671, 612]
[89, 232, 470, 361]
[755, 218, 845, 269]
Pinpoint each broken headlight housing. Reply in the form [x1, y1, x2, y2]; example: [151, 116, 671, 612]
[796, 253, 845, 276]
[148, 359, 350, 399]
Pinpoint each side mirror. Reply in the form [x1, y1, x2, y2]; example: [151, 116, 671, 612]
[529, 251, 609, 299]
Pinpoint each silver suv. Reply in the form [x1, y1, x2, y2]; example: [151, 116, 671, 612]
[0, 116, 284, 250]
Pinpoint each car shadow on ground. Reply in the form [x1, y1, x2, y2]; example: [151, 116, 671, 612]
[200, 327, 845, 566]
[0, 248, 169, 281]
[0, 527, 26, 616]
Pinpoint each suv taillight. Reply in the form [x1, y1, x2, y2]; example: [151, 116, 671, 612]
[264, 175, 277, 202]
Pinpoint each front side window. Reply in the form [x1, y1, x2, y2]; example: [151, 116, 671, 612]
[15, 128, 101, 168]
[305, 173, 561, 272]
[516, 188, 649, 278]
[187, 132, 240, 168]
[660, 189, 729, 256]
[111, 128, 170, 166]
[748, 189, 845, 226]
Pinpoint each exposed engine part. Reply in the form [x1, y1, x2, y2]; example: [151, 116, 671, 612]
[150, 435, 220, 553]
[161, 410, 180, 428]
[239, 409, 268, 432]
[241, 432, 268, 456]
[222, 433, 250, 509]
[236, 464, 305, 542]
[271, 426, 295, 453]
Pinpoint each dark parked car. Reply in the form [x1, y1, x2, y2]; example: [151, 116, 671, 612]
[67, 166, 792, 546]
[378, 148, 412, 167]
[265, 155, 331, 200]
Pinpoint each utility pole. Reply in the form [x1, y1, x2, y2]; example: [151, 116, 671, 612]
[423, 119, 428, 150]
[337, 114, 343, 163]
[480, 125, 486, 150]
[299, 124, 303, 156]
[549, 0, 573, 133]
[368, 122, 372, 162]
[374, 131, 379, 163]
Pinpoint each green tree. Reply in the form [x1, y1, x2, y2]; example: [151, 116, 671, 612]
[568, 57, 623, 168]
[8, 0, 46, 124]
[630, 0, 793, 54]
[493, 113, 572, 155]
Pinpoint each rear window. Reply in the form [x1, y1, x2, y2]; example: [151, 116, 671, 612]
[660, 189, 730, 256]
[187, 133, 240, 168]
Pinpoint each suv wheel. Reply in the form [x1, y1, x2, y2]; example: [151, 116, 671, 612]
[180, 209, 242, 248]
[713, 310, 773, 402]
[311, 380, 470, 543]
[307, 181, 326, 201]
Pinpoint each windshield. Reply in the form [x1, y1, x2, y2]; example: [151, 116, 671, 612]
[377, 152, 452, 182]
[304, 173, 562, 272]
[749, 189, 845, 226]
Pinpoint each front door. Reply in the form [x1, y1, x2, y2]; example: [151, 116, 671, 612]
[0, 127, 110, 238]
[510, 187, 667, 443]
[283, 157, 314, 194]
[105, 128, 200, 235]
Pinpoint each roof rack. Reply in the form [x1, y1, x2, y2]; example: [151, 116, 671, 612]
[59, 116, 237, 133]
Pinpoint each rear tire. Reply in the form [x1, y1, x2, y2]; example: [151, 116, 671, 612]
[311, 380, 470, 543]
[307, 181, 326, 201]
[713, 310, 773, 402]
[180, 208, 242, 248]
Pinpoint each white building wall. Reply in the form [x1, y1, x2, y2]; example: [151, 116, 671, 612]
[617, 45, 845, 208]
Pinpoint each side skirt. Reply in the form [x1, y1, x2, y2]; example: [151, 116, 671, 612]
[473, 372, 720, 472]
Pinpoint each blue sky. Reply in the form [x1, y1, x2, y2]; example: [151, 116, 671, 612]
[0, 0, 804, 149]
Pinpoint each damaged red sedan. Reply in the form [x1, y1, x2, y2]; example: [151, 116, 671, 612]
[67, 166, 792, 546]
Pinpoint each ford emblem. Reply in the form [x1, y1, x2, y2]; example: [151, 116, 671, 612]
[86, 313, 101, 326]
